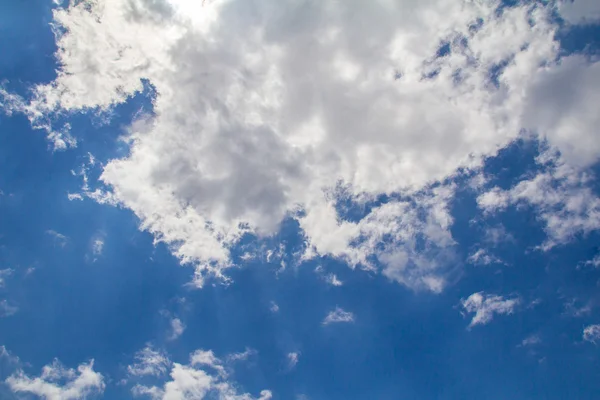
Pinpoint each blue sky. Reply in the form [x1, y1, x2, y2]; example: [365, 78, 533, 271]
[1, 0, 600, 399]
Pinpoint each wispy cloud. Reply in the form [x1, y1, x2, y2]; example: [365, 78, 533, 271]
[323, 307, 355, 325]
[583, 324, 600, 344]
[46, 230, 68, 248]
[461, 292, 520, 328]
[168, 318, 185, 341]
[0, 300, 18, 317]
[287, 352, 300, 370]
[128, 346, 171, 377]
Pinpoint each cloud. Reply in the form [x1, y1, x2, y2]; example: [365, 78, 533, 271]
[46, 230, 69, 248]
[4, 0, 600, 291]
[461, 292, 520, 328]
[0, 346, 20, 366]
[0, 300, 18, 317]
[520, 334, 541, 347]
[226, 348, 257, 363]
[583, 324, 600, 344]
[5, 359, 105, 400]
[315, 266, 343, 286]
[168, 318, 186, 341]
[583, 255, 600, 269]
[0, 268, 13, 287]
[92, 238, 105, 256]
[269, 301, 279, 313]
[558, 0, 600, 25]
[323, 307, 355, 325]
[477, 156, 600, 250]
[467, 249, 504, 266]
[128, 346, 171, 377]
[131, 348, 271, 400]
[286, 352, 300, 370]
[325, 274, 343, 287]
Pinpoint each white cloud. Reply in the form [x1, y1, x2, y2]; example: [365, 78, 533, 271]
[461, 292, 520, 328]
[226, 348, 257, 363]
[46, 229, 68, 247]
[5, 359, 105, 400]
[286, 352, 300, 370]
[315, 266, 343, 286]
[583, 324, 600, 344]
[520, 334, 541, 347]
[467, 249, 504, 266]
[325, 274, 343, 287]
[269, 301, 279, 313]
[0, 268, 13, 287]
[323, 307, 355, 325]
[0, 300, 18, 317]
[558, 0, 600, 25]
[0, 346, 20, 365]
[131, 348, 272, 400]
[168, 318, 186, 341]
[4, 0, 600, 290]
[564, 299, 592, 317]
[92, 238, 105, 256]
[128, 346, 171, 377]
[478, 156, 600, 250]
[583, 255, 600, 269]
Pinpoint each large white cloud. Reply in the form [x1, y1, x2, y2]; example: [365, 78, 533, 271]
[130, 348, 272, 400]
[5, 359, 105, 400]
[3, 0, 600, 290]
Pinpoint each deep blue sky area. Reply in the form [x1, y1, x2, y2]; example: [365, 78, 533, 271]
[1, 1, 600, 399]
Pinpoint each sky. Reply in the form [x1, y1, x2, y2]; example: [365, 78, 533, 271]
[0, 0, 600, 399]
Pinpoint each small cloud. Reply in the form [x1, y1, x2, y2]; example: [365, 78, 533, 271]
[583, 324, 600, 344]
[287, 352, 300, 370]
[460, 292, 519, 328]
[467, 249, 504, 266]
[168, 318, 185, 341]
[583, 254, 600, 269]
[314, 266, 343, 286]
[67, 193, 84, 201]
[483, 225, 515, 245]
[0, 268, 14, 287]
[226, 348, 257, 363]
[325, 273, 343, 286]
[0, 345, 20, 365]
[269, 301, 279, 313]
[92, 238, 104, 256]
[128, 346, 171, 377]
[323, 307, 355, 325]
[564, 299, 592, 317]
[520, 334, 541, 347]
[0, 300, 18, 317]
[46, 230, 68, 247]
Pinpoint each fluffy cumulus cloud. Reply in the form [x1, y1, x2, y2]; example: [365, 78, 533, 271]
[5, 359, 105, 400]
[130, 348, 271, 400]
[3, 0, 600, 291]
[461, 292, 520, 328]
[323, 307, 355, 325]
[583, 324, 600, 344]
